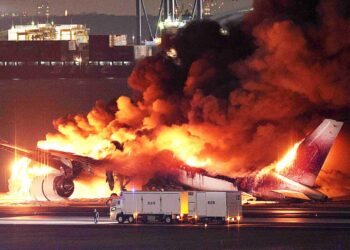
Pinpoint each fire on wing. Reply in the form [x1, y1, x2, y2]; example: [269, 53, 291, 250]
[3, 141, 301, 201]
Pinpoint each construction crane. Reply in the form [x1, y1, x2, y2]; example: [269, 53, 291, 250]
[135, 0, 204, 45]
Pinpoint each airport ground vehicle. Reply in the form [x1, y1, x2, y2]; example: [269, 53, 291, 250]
[110, 191, 184, 224]
[109, 191, 242, 224]
[187, 191, 242, 224]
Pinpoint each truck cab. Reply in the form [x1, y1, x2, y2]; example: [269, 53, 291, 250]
[109, 198, 123, 221]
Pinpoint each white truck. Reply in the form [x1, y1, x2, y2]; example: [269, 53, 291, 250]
[188, 191, 242, 224]
[110, 191, 242, 224]
[110, 191, 186, 224]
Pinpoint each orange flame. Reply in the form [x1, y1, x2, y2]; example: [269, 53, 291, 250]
[5, 157, 54, 200]
[4, 157, 115, 201]
[155, 126, 212, 168]
[38, 138, 115, 160]
[4, 136, 302, 202]
[257, 141, 302, 177]
[71, 177, 118, 199]
[275, 141, 302, 173]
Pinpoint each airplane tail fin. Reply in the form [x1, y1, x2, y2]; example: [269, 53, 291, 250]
[281, 119, 343, 187]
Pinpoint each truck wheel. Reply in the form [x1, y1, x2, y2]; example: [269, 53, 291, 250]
[117, 215, 124, 224]
[221, 218, 227, 225]
[128, 216, 134, 224]
[165, 216, 172, 224]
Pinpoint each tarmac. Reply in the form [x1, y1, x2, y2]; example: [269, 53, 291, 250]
[0, 201, 350, 249]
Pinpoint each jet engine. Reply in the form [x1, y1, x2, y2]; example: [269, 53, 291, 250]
[29, 174, 74, 201]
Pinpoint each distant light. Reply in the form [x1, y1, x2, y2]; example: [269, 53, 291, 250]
[64, 10, 68, 17]
[74, 56, 82, 64]
[166, 48, 177, 58]
[131, 188, 135, 193]
[220, 28, 228, 36]
[154, 37, 162, 45]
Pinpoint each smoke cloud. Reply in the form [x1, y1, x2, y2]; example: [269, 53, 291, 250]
[38, 0, 350, 197]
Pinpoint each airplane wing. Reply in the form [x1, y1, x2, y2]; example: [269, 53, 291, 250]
[271, 189, 311, 200]
[0, 141, 130, 195]
[0, 141, 95, 174]
[0, 142, 35, 158]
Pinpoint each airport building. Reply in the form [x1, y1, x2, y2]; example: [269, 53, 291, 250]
[0, 26, 154, 78]
[8, 24, 90, 44]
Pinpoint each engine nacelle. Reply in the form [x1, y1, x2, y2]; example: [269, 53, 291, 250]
[29, 174, 74, 201]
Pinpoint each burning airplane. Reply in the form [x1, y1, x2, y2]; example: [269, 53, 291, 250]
[0, 119, 343, 201]
[1, 0, 350, 202]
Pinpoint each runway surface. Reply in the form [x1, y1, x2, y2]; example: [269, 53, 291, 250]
[1, 215, 350, 228]
[0, 218, 349, 249]
[1, 201, 350, 227]
[0, 202, 350, 249]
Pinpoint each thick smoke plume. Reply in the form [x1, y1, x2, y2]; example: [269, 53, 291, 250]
[39, 0, 350, 196]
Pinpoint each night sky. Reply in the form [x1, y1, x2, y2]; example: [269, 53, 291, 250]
[0, 0, 253, 16]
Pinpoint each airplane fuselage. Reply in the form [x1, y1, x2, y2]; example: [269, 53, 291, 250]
[234, 172, 327, 201]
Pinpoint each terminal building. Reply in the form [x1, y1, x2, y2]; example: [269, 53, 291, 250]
[0, 23, 154, 78]
[8, 23, 90, 44]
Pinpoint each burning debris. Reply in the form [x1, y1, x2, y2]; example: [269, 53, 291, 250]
[4, 0, 350, 200]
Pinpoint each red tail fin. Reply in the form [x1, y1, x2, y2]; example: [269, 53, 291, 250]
[281, 119, 343, 187]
